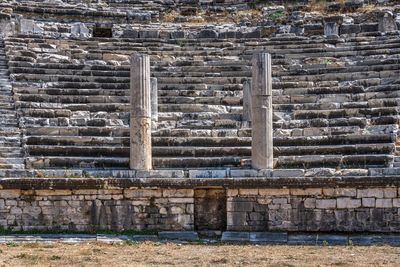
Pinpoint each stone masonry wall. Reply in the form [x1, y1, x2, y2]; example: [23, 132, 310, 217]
[227, 187, 400, 232]
[1, 186, 400, 232]
[0, 189, 194, 232]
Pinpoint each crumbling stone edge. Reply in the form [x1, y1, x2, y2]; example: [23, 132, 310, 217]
[0, 176, 400, 190]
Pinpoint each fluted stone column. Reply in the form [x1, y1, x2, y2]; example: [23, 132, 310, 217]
[242, 79, 252, 123]
[251, 53, 273, 170]
[130, 53, 152, 170]
[151, 77, 158, 122]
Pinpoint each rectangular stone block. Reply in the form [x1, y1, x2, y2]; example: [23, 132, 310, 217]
[249, 232, 288, 243]
[272, 169, 304, 178]
[362, 198, 375, 208]
[316, 199, 336, 209]
[188, 169, 227, 178]
[72, 189, 98, 195]
[221, 231, 250, 241]
[337, 198, 361, 209]
[226, 189, 238, 197]
[238, 189, 259, 195]
[158, 231, 198, 241]
[35, 190, 72, 196]
[322, 188, 356, 197]
[167, 198, 194, 204]
[272, 198, 288, 205]
[227, 211, 247, 226]
[357, 188, 384, 198]
[259, 189, 290, 196]
[376, 199, 392, 208]
[124, 189, 162, 198]
[162, 189, 194, 198]
[290, 188, 322, 196]
[393, 198, 400, 207]
[383, 188, 397, 198]
[0, 190, 21, 199]
[303, 198, 316, 209]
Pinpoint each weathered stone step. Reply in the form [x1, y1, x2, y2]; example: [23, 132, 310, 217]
[25, 126, 129, 137]
[276, 154, 392, 169]
[153, 156, 244, 168]
[158, 83, 243, 91]
[278, 116, 395, 129]
[17, 104, 129, 114]
[152, 143, 393, 157]
[0, 163, 25, 170]
[15, 94, 130, 104]
[25, 136, 129, 146]
[284, 63, 400, 77]
[160, 119, 241, 129]
[159, 96, 241, 106]
[158, 89, 242, 98]
[27, 156, 128, 169]
[14, 87, 128, 96]
[27, 145, 250, 158]
[282, 69, 400, 83]
[11, 66, 251, 77]
[20, 117, 127, 128]
[159, 104, 232, 113]
[0, 157, 24, 164]
[13, 73, 131, 83]
[152, 134, 393, 147]
[293, 107, 399, 120]
[153, 146, 251, 157]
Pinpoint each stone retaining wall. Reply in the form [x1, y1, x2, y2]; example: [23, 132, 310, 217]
[0, 188, 194, 232]
[0, 179, 399, 233]
[227, 187, 400, 232]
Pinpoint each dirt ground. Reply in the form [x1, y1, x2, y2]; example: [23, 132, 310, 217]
[0, 241, 399, 267]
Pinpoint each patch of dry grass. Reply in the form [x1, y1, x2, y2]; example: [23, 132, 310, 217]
[0, 241, 399, 266]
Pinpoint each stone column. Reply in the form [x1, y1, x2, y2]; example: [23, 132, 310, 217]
[242, 79, 252, 123]
[151, 77, 158, 122]
[378, 11, 398, 32]
[130, 53, 152, 171]
[251, 53, 273, 170]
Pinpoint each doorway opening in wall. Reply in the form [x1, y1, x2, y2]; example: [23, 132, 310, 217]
[194, 188, 226, 238]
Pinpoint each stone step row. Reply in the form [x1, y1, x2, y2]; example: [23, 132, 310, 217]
[15, 106, 399, 127]
[10, 58, 400, 77]
[23, 125, 369, 138]
[12, 84, 400, 100]
[9, 34, 399, 46]
[26, 143, 394, 157]
[25, 154, 391, 169]
[23, 134, 393, 147]
[13, 91, 400, 110]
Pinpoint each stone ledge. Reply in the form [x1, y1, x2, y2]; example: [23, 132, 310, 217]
[223, 232, 400, 245]
[158, 231, 199, 241]
[0, 232, 399, 245]
[1, 176, 400, 190]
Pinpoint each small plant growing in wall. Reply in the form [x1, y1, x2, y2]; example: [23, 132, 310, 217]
[269, 11, 285, 22]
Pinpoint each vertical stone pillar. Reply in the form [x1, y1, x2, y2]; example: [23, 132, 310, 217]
[151, 77, 158, 122]
[378, 11, 397, 32]
[130, 53, 152, 171]
[251, 53, 273, 170]
[242, 79, 252, 123]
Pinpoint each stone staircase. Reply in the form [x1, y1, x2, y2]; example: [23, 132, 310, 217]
[0, 39, 24, 170]
[5, 32, 400, 172]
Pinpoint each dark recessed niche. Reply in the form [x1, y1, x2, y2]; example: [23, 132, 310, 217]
[194, 189, 226, 238]
[93, 27, 112, 38]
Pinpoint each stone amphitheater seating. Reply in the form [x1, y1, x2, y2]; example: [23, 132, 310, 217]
[5, 30, 400, 173]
